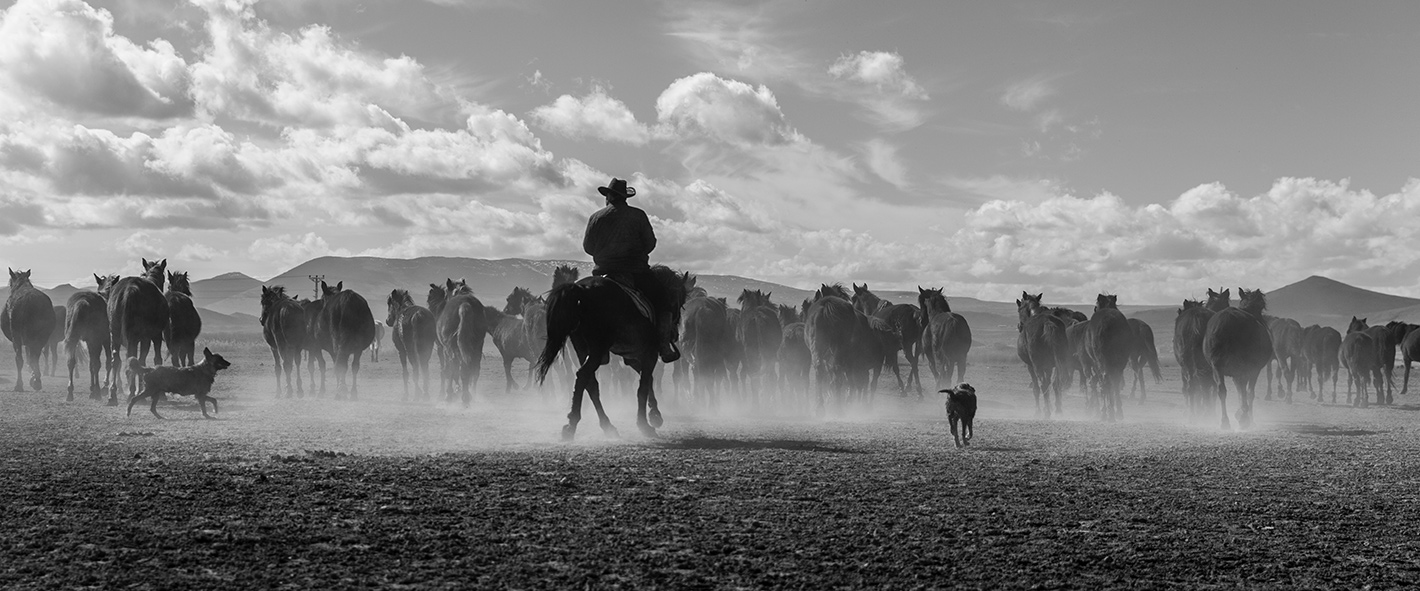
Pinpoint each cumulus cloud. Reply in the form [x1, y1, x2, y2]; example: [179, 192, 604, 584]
[188, 0, 466, 129]
[529, 88, 651, 145]
[0, 0, 194, 119]
[938, 177, 1420, 302]
[829, 51, 928, 99]
[655, 73, 802, 147]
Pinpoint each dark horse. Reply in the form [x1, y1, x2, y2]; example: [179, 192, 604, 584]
[736, 289, 783, 402]
[1173, 299, 1215, 417]
[1085, 295, 1135, 422]
[535, 265, 690, 440]
[679, 287, 733, 406]
[1342, 317, 1383, 408]
[317, 281, 376, 399]
[852, 284, 925, 394]
[1265, 316, 1304, 404]
[387, 288, 436, 400]
[916, 287, 972, 390]
[164, 271, 203, 367]
[1016, 292, 1067, 418]
[66, 275, 115, 401]
[805, 284, 867, 409]
[1395, 322, 1420, 397]
[431, 278, 490, 406]
[1303, 325, 1342, 402]
[300, 297, 327, 395]
[490, 289, 542, 393]
[260, 285, 306, 398]
[1202, 288, 1273, 430]
[2, 269, 56, 392]
[1126, 318, 1162, 401]
[41, 305, 64, 377]
[107, 259, 169, 403]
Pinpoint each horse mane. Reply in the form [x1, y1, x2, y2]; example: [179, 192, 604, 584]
[817, 283, 850, 301]
[1181, 299, 1202, 310]
[1049, 306, 1087, 322]
[1237, 288, 1266, 315]
[918, 287, 952, 316]
[552, 265, 580, 288]
[1205, 288, 1231, 311]
[650, 265, 689, 310]
[140, 258, 167, 290]
[7, 268, 33, 291]
[446, 278, 472, 296]
[389, 288, 414, 309]
[1094, 294, 1118, 310]
[167, 271, 192, 296]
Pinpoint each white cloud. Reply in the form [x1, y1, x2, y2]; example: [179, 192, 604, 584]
[176, 242, 226, 262]
[655, 72, 802, 148]
[827, 51, 930, 131]
[1002, 75, 1058, 111]
[188, 0, 467, 129]
[0, 0, 194, 119]
[529, 88, 651, 145]
[829, 51, 928, 100]
[117, 230, 165, 258]
[248, 232, 351, 271]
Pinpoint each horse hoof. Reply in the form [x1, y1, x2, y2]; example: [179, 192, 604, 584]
[106, 399, 118, 407]
[640, 425, 659, 439]
[603, 425, 621, 439]
[561, 425, 577, 441]
[648, 409, 664, 429]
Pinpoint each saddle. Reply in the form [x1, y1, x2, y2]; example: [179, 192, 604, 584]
[601, 275, 654, 321]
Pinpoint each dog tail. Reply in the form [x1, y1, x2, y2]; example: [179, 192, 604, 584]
[127, 357, 153, 377]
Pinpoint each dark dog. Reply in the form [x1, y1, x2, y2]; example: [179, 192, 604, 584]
[940, 383, 977, 448]
[127, 348, 232, 419]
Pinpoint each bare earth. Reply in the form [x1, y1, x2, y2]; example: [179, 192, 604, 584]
[3, 344, 1420, 589]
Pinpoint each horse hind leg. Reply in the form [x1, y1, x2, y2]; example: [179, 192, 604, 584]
[636, 362, 659, 438]
[349, 352, 362, 400]
[12, 340, 25, 392]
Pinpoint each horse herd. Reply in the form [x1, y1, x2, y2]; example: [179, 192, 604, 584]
[6, 261, 1420, 434]
[1, 260, 202, 404]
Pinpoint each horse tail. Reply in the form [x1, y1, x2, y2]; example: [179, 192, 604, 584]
[535, 283, 581, 384]
[1145, 338, 1163, 382]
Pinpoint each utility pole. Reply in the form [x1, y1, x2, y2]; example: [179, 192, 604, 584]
[308, 274, 324, 299]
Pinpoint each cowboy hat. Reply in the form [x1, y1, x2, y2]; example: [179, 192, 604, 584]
[597, 178, 637, 199]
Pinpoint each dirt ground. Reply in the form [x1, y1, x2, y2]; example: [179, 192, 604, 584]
[3, 342, 1420, 589]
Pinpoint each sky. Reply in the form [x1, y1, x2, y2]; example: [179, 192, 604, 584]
[0, 0, 1417, 304]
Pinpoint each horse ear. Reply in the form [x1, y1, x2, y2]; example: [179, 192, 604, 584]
[94, 273, 102, 285]
[1035, 293, 1043, 301]
[336, 281, 343, 291]
[157, 259, 167, 271]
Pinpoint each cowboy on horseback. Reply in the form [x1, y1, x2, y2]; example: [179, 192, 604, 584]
[583, 177, 680, 363]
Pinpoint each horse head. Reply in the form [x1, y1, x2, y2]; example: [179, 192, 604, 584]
[504, 286, 534, 315]
[1016, 292, 1044, 329]
[1237, 288, 1266, 316]
[552, 265, 580, 289]
[917, 287, 950, 320]
[8, 268, 33, 290]
[446, 278, 471, 296]
[1205, 288, 1231, 311]
[94, 273, 119, 297]
[388, 288, 414, 325]
[427, 283, 448, 315]
[141, 258, 167, 290]
[320, 280, 344, 299]
[816, 283, 850, 301]
[167, 271, 192, 296]
[260, 285, 290, 324]
[852, 284, 882, 316]
[1348, 316, 1368, 334]
[777, 303, 800, 325]
[1094, 294, 1118, 311]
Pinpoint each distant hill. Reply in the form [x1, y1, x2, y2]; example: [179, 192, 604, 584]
[1265, 275, 1420, 320]
[190, 272, 263, 314]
